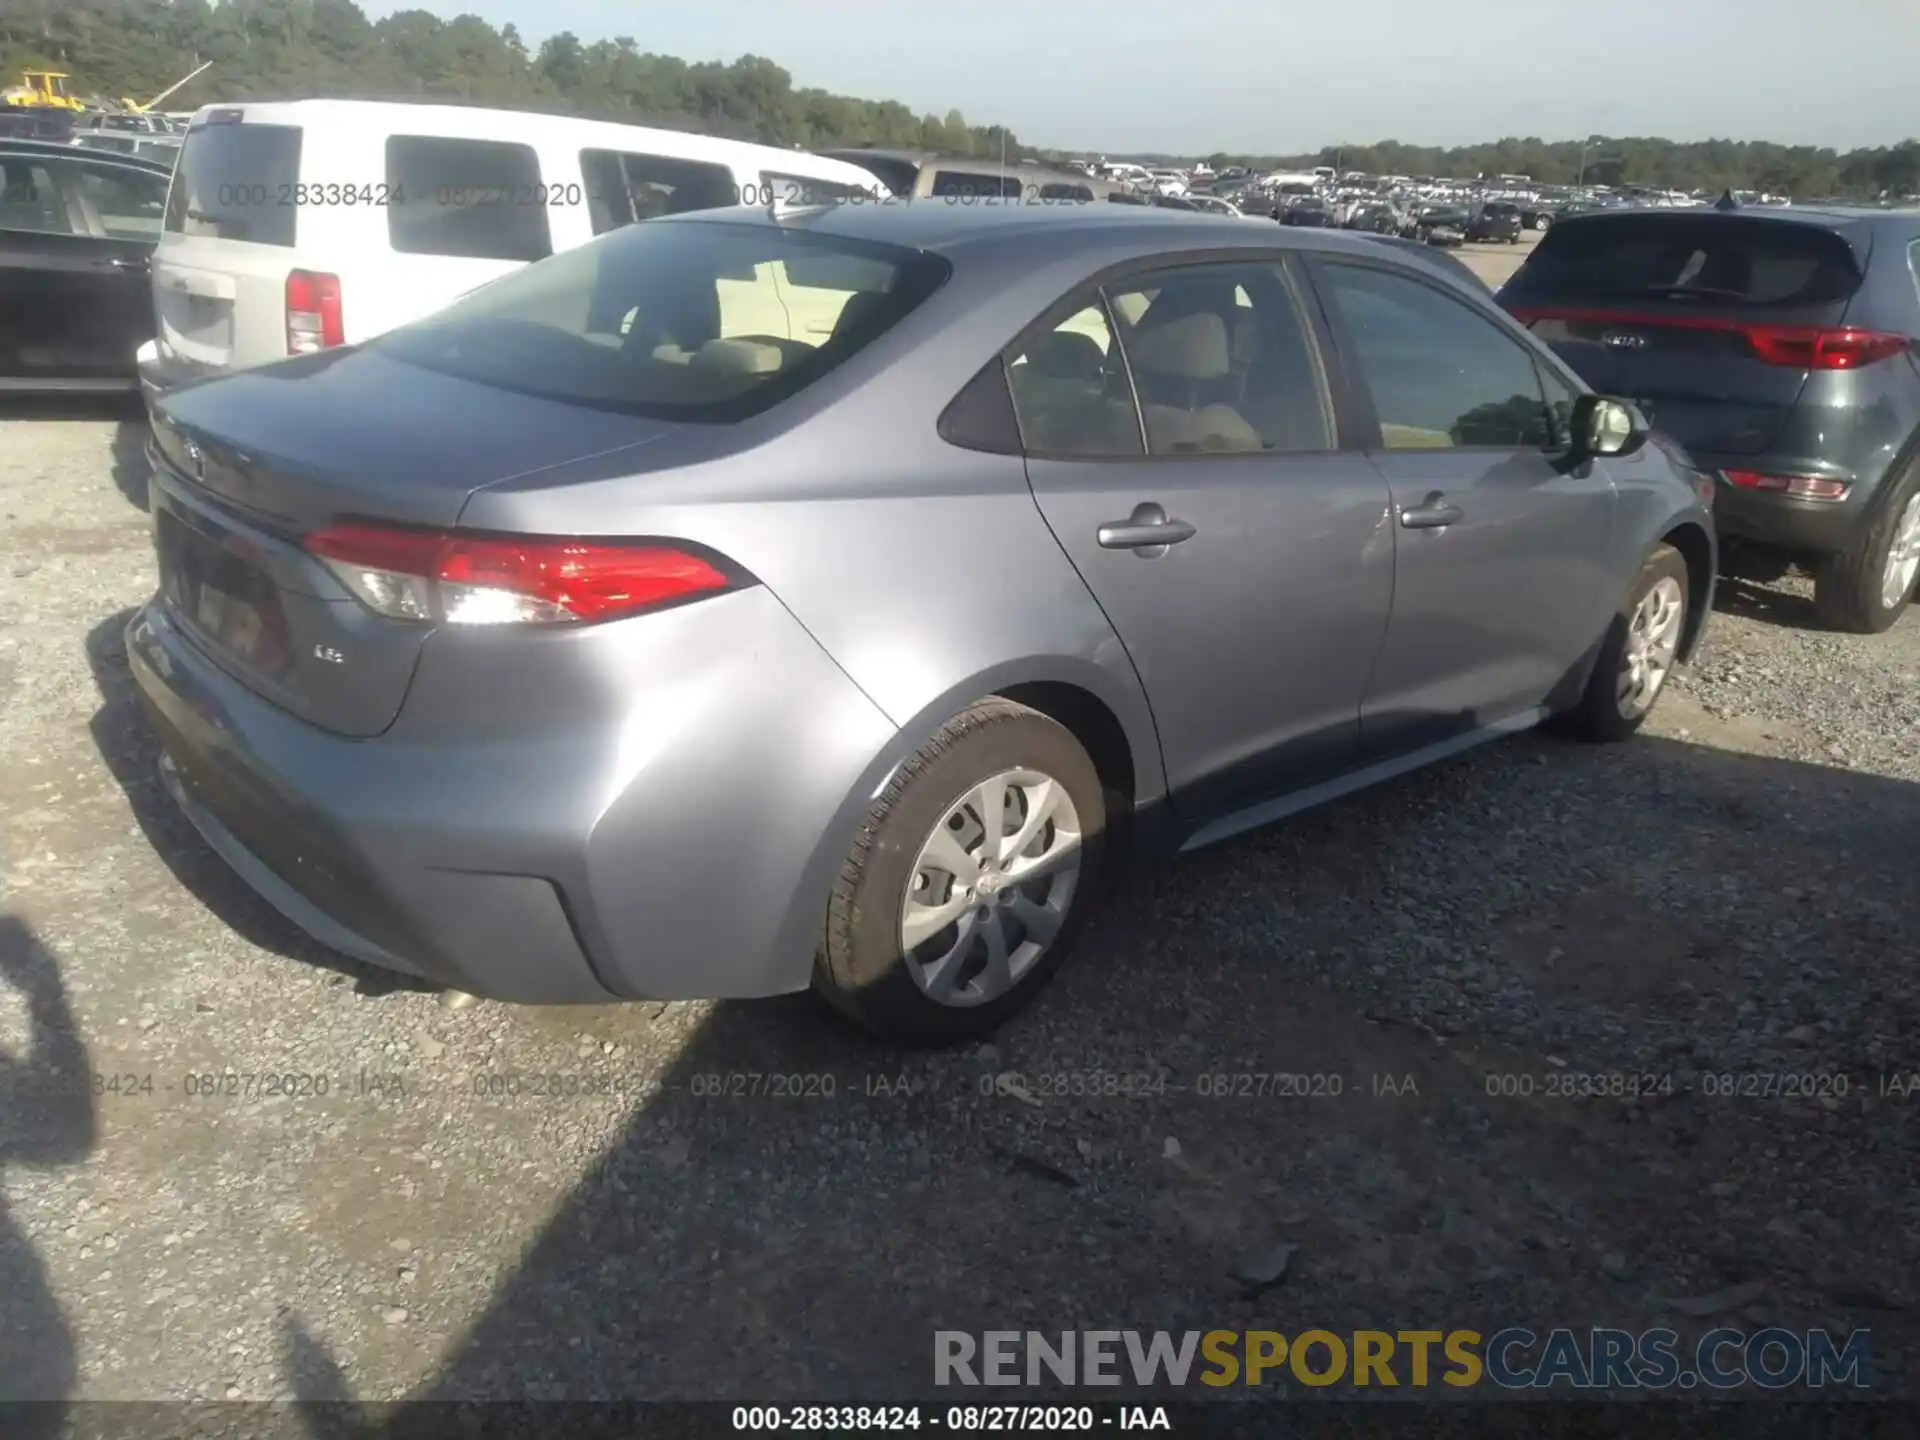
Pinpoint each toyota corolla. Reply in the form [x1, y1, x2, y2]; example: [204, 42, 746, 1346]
[129, 201, 1715, 1043]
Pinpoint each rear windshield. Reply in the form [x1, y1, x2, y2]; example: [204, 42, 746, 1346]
[1505, 215, 1863, 308]
[385, 135, 552, 262]
[371, 218, 950, 421]
[164, 120, 302, 246]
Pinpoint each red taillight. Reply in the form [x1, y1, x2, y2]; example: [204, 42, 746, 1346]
[1722, 470, 1851, 502]
[1745, 326, 1908, 369]
[285, 269, 344, 354]
[304, 524, 735, 625]
[1502, 305, 1910, 370]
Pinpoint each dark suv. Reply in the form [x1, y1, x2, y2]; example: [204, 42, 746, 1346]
[1500, 206, 1920, 631]
[1466, 201, 1524, 243]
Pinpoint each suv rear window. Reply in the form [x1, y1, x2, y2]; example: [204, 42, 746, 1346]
[164, 120, 302, 246]
[1505, 214, 1863, 308]
[384, 135, 551, 262]
[371, 218, 950, 421]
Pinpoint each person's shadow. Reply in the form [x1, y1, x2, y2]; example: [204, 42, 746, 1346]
[0, 919, 97, 1433]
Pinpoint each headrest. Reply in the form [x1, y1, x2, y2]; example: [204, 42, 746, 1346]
[692, 338, 784, 376]
[829, 290, 888, 343]
[1129, 311, 1231, 380]
[1026, 329, 1107, 379]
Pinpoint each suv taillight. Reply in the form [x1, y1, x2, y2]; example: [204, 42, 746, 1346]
[286, 270, 343, 354]
[1503, 305, 1911, 371]
[303, 524, 741, 625]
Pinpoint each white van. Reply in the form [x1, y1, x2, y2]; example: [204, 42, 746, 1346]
[136, 99, 887, 396]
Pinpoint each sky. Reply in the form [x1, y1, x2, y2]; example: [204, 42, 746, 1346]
[357, 0, 1919, 154]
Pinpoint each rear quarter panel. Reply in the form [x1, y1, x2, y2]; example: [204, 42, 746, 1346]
[458, 237, 1176, 820]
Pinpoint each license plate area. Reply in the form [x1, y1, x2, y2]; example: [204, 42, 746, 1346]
[156, 508, 292, 679]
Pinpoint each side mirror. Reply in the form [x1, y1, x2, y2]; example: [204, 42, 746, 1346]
[1569, 393, 1649, 459]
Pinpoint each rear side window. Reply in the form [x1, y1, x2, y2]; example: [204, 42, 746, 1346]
[1507, 215, 1862, 308]
[1908, 239, 1920, 309]
[164, 120, 301, 246]
[930, 170, 1023, 199]
[385, 136, 550, 262]
[0, 160, 71, 235]
[1038, 182, 1095, 201]
[580, 148, 737, 234]
[75, 162, 168, 241]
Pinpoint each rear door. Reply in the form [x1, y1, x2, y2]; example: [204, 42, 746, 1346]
[0, 152, 103, 385]
[1016, 256, 1395, 822]
[1500, 212, 1867, 455]
[64, 153, 169, 374]
[153, 112, 306, 373]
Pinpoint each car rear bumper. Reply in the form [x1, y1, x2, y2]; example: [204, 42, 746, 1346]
[137, 339, 225, 407]
[126, 584, 900, 1004]
[1698, 454, 1878, 553]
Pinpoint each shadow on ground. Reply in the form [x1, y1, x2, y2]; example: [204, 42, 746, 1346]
[0, 919, 97, 1434]
[82, 608, 429, 998]
[110, 418, 152, 512]
[261, 731, 1919, 1413]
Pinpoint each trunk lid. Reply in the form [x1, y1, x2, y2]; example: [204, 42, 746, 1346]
[148, 347, 675, 736]
[1500, 211, 1868, 455]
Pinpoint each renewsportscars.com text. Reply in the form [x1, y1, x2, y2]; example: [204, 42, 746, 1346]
[934, 1327, 1872, 1390]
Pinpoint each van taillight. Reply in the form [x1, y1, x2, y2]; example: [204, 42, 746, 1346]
[286, 270, 343, 354]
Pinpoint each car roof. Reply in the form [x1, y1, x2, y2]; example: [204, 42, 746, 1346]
[183, 99, 882, 189]
[668, 200, 1495, 288]
[0, 137, 173, 174]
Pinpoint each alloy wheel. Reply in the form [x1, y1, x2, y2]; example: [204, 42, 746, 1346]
[1617, 576, 1685, 718]
[1880, 492, 1920, 612]
[899, 769, 1083, 1007]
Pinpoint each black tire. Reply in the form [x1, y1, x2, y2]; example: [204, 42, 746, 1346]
[814, 698, 1107, 1045]
[1811, 460, 1920, 634]
[1553, 543, 1691, 743]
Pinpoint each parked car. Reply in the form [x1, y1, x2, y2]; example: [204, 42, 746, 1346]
[1412, 204, 1469, 246]
[818, 147, 1128, 205]
[1465, 201, 1524, 244]
[129, 205, 1715, 1042]
[0, 139, 172, 392]
[1345, 201, 1403, 234]
[1279, 196, 1337, 227]
[1179, 193, 1259, 220]
[1501, 205, 1920, 631]
[136, 99, 890, 401]
[0, 103, 76, 141]
[1359, 231, 1492, 289]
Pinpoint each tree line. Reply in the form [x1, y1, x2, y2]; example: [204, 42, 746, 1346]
[4, 1, 1915, 199]
[0, 0, 1020, 155]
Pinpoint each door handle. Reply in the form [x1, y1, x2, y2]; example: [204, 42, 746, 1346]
[1400, 493, 1463, 530]
[1098, 502, 1197, 552]
[96, 257, 148, 271]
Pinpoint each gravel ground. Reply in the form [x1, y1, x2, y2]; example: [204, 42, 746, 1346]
[2, 394, 1917, 1411]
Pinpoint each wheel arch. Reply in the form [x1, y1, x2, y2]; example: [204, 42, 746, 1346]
[1658, 518, 1716, 662]
[763, 656, 1166, 994]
